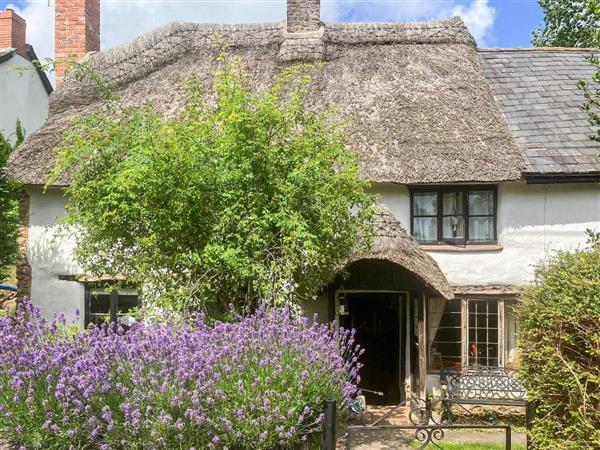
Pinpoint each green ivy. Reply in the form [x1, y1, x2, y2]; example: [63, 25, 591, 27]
[516, 237, 600, 449]
[50, 52, 375, 316]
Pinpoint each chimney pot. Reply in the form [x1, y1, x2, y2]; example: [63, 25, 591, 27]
[55, 0, 100, 85]
[287, 0, 321, 33]
[0, 9, 27, 56]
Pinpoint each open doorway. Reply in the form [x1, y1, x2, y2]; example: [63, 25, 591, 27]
[339, 292, 406, 405]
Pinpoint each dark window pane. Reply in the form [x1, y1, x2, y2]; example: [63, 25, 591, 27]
[488, 344, 498, 358]
[469, 191, 494, 215]
[436, 343, 461, 359]
[443, 216, 465, 240]
[117, 295, 139, 314]
[469, 217, 494, 241]
[477, 329, 488, 342]
[413, 192, 437, 215]
[413, 217, 437, 242]
[439, 312, 461, 327]
[443, 192, 463, 215]
[89, 294, 111, 314]
[435, 328, 462, 342]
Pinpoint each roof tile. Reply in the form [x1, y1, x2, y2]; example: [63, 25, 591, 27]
[480, 48, 599, 177]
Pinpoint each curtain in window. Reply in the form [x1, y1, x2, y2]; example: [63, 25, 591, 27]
[427, 297, 447, 351]
[413, 217, 437, 241]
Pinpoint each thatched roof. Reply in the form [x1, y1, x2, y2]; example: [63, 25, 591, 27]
[8, 17, 524, 186]
[344, 206, 454, 300]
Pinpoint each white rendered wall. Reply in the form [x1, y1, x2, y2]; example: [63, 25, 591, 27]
[27, 186, 84, 327]
[0, 53, 49, 144]
[374, 182, 600, 286]
[27, 182, 599, 324]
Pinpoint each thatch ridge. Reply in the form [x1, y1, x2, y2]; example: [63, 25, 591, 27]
[345, 205, 454, 299]
[8, 16, 525, 187]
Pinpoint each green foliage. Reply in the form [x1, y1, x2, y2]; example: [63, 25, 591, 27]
[0, 124, 21, 282]
[14, 120, 25, 148]
[578, 55, 600, 144]
[13, 57, 118, 101]
[51, 52, 375, 315]
[532, 0, 600, 47]
[516, 244, 600, 449]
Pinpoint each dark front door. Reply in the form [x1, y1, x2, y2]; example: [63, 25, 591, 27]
[340, 292, 405, 405]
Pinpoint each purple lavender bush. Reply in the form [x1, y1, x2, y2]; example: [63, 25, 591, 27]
[0, 301, 362, 449]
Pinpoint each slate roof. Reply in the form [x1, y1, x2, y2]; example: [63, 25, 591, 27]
[479, 49, 600, 180]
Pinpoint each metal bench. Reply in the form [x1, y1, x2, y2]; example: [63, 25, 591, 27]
[440, 366, 527, 423]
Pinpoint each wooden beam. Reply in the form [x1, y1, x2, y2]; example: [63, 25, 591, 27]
[461, 298, 468, 367]
[418, 293, 427, 398]
[498, 298, 505, 367]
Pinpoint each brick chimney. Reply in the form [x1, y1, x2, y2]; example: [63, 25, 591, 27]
[287, 0, 321, 33]
[0, 9, 27, 56]
[55, 0, 100, 84]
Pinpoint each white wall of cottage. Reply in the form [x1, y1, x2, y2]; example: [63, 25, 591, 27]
[26, 186, 85, 327]
[0, 53, 49, 145]
[374, 181, 600, 286]
[24, 181, 600, 324]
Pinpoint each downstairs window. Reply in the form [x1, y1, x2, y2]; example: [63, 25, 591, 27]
[428, 297, 517, 371]
[85, 287, 139, 327]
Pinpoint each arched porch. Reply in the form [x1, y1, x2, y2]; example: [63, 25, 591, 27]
[303, 207, 453, 404]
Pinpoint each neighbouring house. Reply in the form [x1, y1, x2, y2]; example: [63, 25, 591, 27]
[0, 8, 52, 144]
[6, 0, 599, 402]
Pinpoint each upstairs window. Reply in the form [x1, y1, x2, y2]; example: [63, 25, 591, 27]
[410, 187, 497, 244]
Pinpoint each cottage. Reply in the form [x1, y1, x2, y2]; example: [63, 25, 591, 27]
[0, 8, 52, 144]
[7, 0, 600, 402]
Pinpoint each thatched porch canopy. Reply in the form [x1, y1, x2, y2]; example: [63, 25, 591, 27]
[8, 17, 524, 187]
[343, 207, 454, 300]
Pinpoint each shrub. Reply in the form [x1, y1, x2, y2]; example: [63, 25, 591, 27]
[51, 52, 374, 315]
[517, 244, 600, 449]
[0, 301, 362, 449]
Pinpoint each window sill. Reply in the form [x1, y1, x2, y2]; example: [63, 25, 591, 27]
[420, 244, 503, 253]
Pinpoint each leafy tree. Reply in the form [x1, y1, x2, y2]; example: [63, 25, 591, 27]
[51, 54, 375, 315]
[517, 236, 600, 448]
[0, 126, 20, 282]
[532, 0, 600, 48]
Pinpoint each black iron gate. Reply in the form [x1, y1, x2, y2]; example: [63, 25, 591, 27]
[318, 399, 521, 450]
[343, 424, 514, 450]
